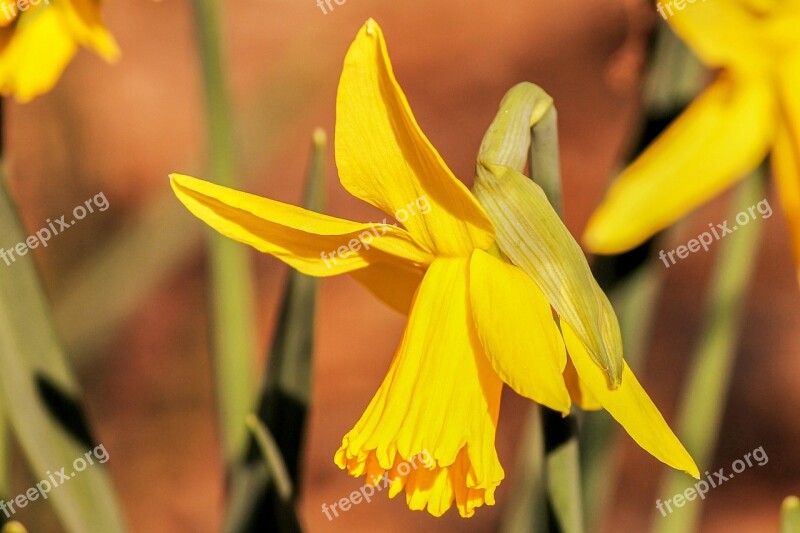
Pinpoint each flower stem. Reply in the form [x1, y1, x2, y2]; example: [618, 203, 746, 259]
[782, 496, 800, 533]
[191, 0, 258, 465]
[652, 170, 764, 533]
[531, 109, 585, 533]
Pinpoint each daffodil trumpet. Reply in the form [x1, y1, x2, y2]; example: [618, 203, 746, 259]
[171, 18, 697, 518]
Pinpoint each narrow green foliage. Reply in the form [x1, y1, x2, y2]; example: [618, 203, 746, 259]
[782, 496, 800, 533]
[0, 178, 126, 533]
[224, 130, 325, 533]
[653, 172, 764, 533]
[191, 0, 258, 464]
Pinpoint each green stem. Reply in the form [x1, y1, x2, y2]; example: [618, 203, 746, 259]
[652, 171, 764, 533]
[530, 114, 585, 533]
[0, 390, 8, 510]
[192, 0, 258, 464]
[782, 496, 800, 533]
[498, 407, 548, 533]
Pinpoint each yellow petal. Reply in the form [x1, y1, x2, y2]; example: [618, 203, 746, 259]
[474, 162, 625, 386]
[335, 19, 495, 256]
[170, 173, 432, 276]
[562, 322, 699, 478]
[60, 0, 120, 61]
[348, 260, 424, 314]
[773, 49, 800, 284]
[666, 0, 775, 70]
[0, 7, 77, 102]
[468, 249, 571, 413]
[585, 73, 777, 254]
[0, 1, 118, 102]
[0, 1, 18, 27]
[335, 258, 505, 517]
[563, 357, 601, 411]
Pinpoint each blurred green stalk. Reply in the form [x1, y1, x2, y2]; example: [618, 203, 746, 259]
[224, 130, 324, 533]
[0, 394, 7, 502]
[192, 0, 258, 464]
[782, 496, 800, 533]
[652, 171, 764, 533]
[1, 522, 27, 533]
[0, 176, 126, 532]
[580, 19, 706, 529]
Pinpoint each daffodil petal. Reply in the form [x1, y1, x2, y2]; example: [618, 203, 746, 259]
[348, 260, 425, 314]
[774, 49, 800, 284]
[61, 0, 120, 61]
[335, 258, 505, 517]
[335, 19, 495, 256]
[563, 357, 601, 411]
[0, 1, 18, 27]
[667, 0, 774, 69]
[468, 249, 570, 413]
[0, 7, 78, 102]
[0, 1, 118, 102]
[170, 173, 433, 278]
[584, 73, 776, 254]
[562, 322, 699, 478]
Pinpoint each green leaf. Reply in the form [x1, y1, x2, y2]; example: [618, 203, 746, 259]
[245, 414, 293, 502]
[224, 130, 325, 533]
[652, 171, 763, 533]
[0, 179, 126, 533]
[192, 0, 258, 464]
[473, 82, 624, 387]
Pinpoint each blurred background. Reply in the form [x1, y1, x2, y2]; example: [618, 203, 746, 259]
[5, 0, 800, 531]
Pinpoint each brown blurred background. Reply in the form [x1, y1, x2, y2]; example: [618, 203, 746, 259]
[5, 0, 799, 531]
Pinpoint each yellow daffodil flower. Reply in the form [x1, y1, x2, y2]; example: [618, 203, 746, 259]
[0, 0, 118, 102]
[584, 0, 800, 276]
[171, 19, 697, 517]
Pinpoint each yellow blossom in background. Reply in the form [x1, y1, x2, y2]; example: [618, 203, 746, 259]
[171, 19, 697, 517]
[0, 0, 118, 102]
[584, 0, 800, 277]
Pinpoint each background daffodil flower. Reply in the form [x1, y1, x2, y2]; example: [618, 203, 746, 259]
[583, 0, 800, 276]
[0, 0, 119, 102]
[171, 19, 697, 518]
